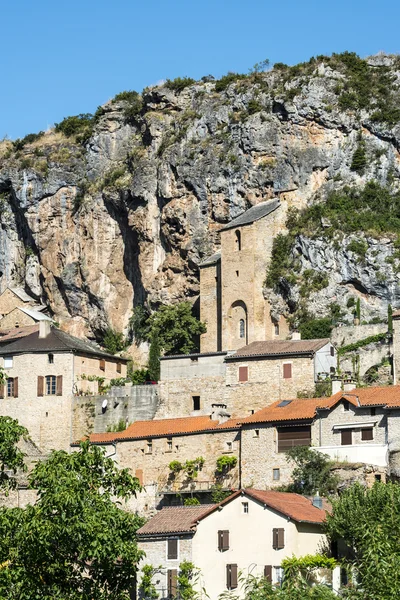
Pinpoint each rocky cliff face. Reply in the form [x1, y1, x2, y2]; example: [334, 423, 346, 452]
[1, 52, 400, 359]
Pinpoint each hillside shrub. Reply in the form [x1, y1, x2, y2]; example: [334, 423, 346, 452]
[12, 131, 45, 150]
[214, 72, 247, 92]
[102, 328, 128, 354]
[165, 77, 195, 92]
[112, 90, 143, 122]
[350, 138, 367, 174]
[299, 318, 333, 340]
[55, 113, 94, 144]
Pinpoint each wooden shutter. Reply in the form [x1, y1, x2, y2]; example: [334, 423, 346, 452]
[167, 538, 178, 560]
[341, 429, 352, 446]
[0, 383, 4, 399]
[277, 426, 311, 452]
[167, 569, 177, 598]
[37, 376, 44, 397]
[238, 366, 248, 382]
[117, 362, 122, 374]
[264, 565, 273, 582]
[362, 428, 373, 441]
[99, 359, 105, 371]
[218, 530, 229, 551]
[135, 469, 143, 485]
[226, 564, 238, 589]
[273, 528, 285, 549]
[56, 375, 63, 396]
[283, 363, 292, 379]
[13, 377, 18, 398]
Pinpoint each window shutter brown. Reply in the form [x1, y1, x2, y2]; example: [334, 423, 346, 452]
[341, 429, 352, 446]
[226, 564, 238, 589]
[218, 530, 229, 551]
[117, 362, 121, 374]
[238, 366, 248, 382]
[13, 377, 18, 398]
[362, 428, 373, 441]
[283, 363, 292, 379]
[135, 469, 143, 485]
[99, 359, 105, 371]
[56, 375, 63, 396]
[0, 383, 4, 399]
[167, 569, 177, 598]
[37, 376, 44, 397]
[264, 565, 273, 582]
[167, 538, 178, 560]
[277, 426, 311, 452]
[273, 528, 284, 549]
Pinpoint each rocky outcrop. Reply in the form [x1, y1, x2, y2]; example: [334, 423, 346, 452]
[1, 53, 400, 360]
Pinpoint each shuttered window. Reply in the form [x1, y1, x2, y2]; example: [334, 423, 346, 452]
[341, 429, 352, 446]
[362, 428, 373, 441]
[0, 383, 4, 399]
[218, 530, 229, 551]
[56, 375, 63, 396]
[117, 362, 122, 374]
[264, 565, 273, 582]
[46, 375, 56, 395]
[7, 378, 14, 398]
[272, 528, 285, 550]
[167, 569, 177, 598]
[226, 564, 238, 589]
[135, 469, 143, 485]
[277, 426, 311, 452]
[99, 359, 105, 371]
[37, 376, 44, 397]
[238, 366, 248, 382]
[283, 363, 292, 379]
[167, 539, 178, 560]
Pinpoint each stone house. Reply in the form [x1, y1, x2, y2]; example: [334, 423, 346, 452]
[0, 321, 128, 452]
[0, 306, 52, 330]
[136, 488, 328, 599]
[83, 412, 241, 512]
[240, 384, 400, 490]
[199, 199, 290, 354]
[0, 287, 49, 328]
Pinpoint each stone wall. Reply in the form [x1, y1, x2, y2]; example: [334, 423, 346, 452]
[73, 353, 127, 388]
[200, 259, 221, 353]
[0, 289, 29, 319]
[0, 308, 36, 329]
[331, 323, 387, 347]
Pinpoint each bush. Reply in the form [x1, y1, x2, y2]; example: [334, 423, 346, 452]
[165, 77, 195, 92]
[216, 455, 237, 474]
[347, 238, 368, 258]
[55, 113, 94, 144]
[299, 318, 333, 340]
[129, 368, 149, 385]
[12, 131, 45, 150]
[214, 72, 247, 92]
[102, 328, 128, 354]
[184, 497, 200, 506]
[112, 90, 142, 122]
[285, 446, 338, 496]
[350, 138, 367, 174]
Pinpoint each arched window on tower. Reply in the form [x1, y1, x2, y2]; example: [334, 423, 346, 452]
[239, 318, 245, 339]
[235, 230, 241, 251]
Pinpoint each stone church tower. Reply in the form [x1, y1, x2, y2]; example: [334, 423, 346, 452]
[199, 199, 289, 352]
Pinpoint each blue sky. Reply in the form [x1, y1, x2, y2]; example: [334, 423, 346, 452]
[2, 0, 400, 139]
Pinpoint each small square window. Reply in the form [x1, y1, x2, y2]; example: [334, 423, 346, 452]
[361, 428, 373, 441]
[146, 440, 153, 454]
[48, 353, 54, 364]
[166, 438, 173, 452]
[370, 407, 376, 416]
[242, 502, 249, 514]
[193, 396, 201, 411]
[273, 468, 280, 481]
[343, 401, 350, 412]
[4, 357, 13, 369]
[375, 474, 382, 482]
[226, 441, 233, 452]
[254, 429, 260, 438]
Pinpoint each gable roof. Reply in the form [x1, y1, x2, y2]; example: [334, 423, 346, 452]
[137, 505, 215, 536]
[220, 198, 280, 231]
[8, 287, 34, 302]
[0, 327, 125, 361]
[226, 338, 331, 360]
[0, 324, 39, 344]
[18, 307, 52, 321]
[85, 414, 242, 445]
[241, 489, 327, 524]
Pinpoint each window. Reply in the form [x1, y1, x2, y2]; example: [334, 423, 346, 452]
[370, 407, 376, 416]
[277, 426, 311, 452]
[190, 356, 198, 362]
[48, 353, 54, 364]
[274, 567, 284, 586]
[226, 441, 233, 452]
[166, 438, 173, 452]
[167, 538, 178, 560]
[238, 366, 248, 382]
[375, 474, 382, 482]
[4, 357, 13, 369]
[236, 270, 239, 277]
[254, 429, 260, 438]
[362, 427, 374, 441]
[46, 375, 56, 395]
[341, 429, 352, 446]
[242, 502, 249, 514]
[218, 530, 229, 551]
[192, 396, 201, 411]
[239, 319, 245, 339]
[264, 566, 273, 582]
[7, 378, 14, 398]
[99, 359, 105, 371]
[283, 363, 292, 379]
[272, 528, 285, 550]
[330, 346, 335, 357]
[146, 440, 153, 454]
[116, 362, 122, 373]
[235, 230, 241, 251]
[343, 401, 349, 411]
[274, 323, 279, 336]
[167, 569, 177, 598]
[273, 468, 280, 481]
[226, 564, 238, 590]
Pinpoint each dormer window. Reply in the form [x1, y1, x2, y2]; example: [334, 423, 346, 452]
[235, 230, 241, 251]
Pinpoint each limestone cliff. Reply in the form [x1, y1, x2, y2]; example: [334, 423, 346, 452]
[1, 52, 400, 359]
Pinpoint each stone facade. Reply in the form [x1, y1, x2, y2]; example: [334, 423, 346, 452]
[392, 314, 400, 384]
[200, 202, 290, 354]
[0, 307, 38, 329]
[0, 288, 32, 319]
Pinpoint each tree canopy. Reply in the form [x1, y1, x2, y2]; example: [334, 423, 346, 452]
[0, 441, 144, 599]
[0, 416, 28, 494]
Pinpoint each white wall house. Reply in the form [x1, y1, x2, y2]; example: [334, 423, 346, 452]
[137, 489, 327, 599]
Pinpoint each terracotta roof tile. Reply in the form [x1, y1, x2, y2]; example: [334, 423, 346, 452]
[137, 505, 215, 536]
[85, 415, 241, 444]
[243, 489, 326, 524]
[227, 338, 331, 360]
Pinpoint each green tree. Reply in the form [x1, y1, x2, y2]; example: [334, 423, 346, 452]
[139, 565, 160, 600]
[177, 561, 203, 600]
[355, 298, 361, 322]
[0, 441, 144, 599]
[0, 416, 28, 494]
[148, 331, 161, 381]
[326, 482, 400, 599]
[102, 328, 128, 354]
[350, 137, 367, 175]
[285, 446, 338, 496]
[299, 318, 333, 340]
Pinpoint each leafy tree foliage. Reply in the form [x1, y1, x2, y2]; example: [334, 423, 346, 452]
[0, 441, 144, 599]
[0, 416, 28, 494]
[284, 446, 338, 496]
[326, 482, 400, 599]
[148, 332, 161, 381]
[350, 138, 367, 174]
[102, 328, 128, 354]
[299, 318, 333, 340]
[165, 77, 196, 92]
[139, 564, 160, 600]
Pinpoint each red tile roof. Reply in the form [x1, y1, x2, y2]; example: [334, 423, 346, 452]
[227, 338, 331, 360]
[85, 415, 241, 444]
[243, 489, 327, 523]
[137, 505, 215, 535]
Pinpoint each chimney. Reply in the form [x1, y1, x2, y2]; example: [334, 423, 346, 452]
[211, 403, 230, 424]
[291, 331, 301, 340]
[331, 377, 342, 395]
[39, 320, 51, 339]
[312, 492, 323, 509]
[343, 378, 356, 393]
